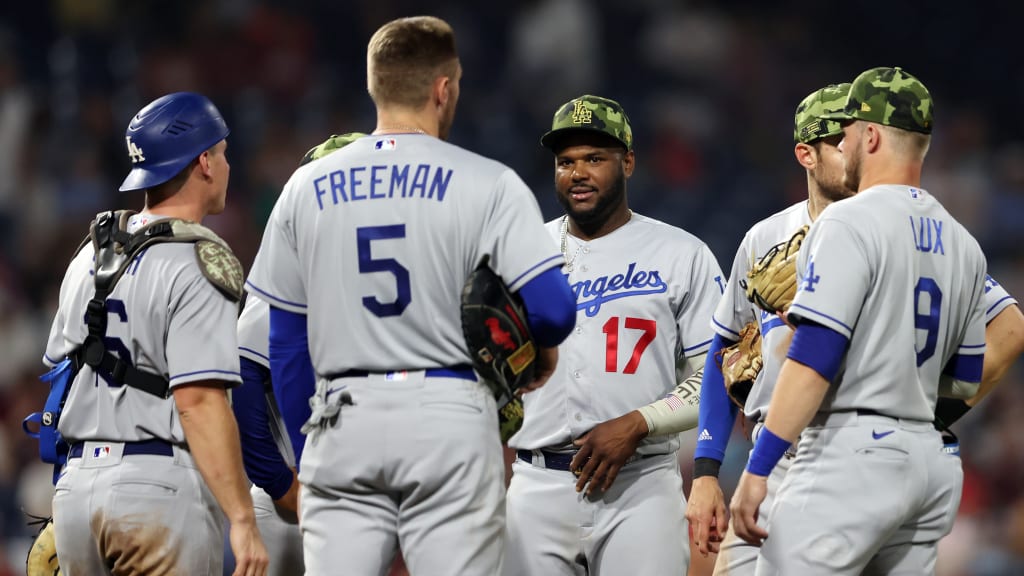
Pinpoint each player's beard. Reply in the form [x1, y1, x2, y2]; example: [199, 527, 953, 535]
[814, 163, 855, 202]
[556, 164, 627, 235]
[843, 144, 863, 193]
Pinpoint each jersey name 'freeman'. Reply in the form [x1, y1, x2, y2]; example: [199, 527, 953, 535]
[313, 163, 454, 209]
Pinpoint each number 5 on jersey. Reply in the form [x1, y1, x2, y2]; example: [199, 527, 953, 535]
[602, 316, 656, 374]
[357, 225, 411, 317]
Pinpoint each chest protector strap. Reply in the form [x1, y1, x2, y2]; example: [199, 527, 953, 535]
[26, 210, 242, 482]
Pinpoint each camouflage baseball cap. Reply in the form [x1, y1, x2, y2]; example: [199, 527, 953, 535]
[540, 95, 634, 151]
[821, 67, 933, 134]
[794, 83, 851, 144]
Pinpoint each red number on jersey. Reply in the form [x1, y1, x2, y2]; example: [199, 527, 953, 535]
[601, 316, 657, 374]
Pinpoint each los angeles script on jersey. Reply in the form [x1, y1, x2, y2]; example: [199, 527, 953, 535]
[571, 262, 667, 317]
[313, 164, 454, 210]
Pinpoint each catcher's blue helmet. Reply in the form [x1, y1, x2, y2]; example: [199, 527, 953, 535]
[119, 92, 230, 192]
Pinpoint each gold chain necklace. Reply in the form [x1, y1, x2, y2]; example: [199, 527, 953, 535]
[374, 126, 427, 135]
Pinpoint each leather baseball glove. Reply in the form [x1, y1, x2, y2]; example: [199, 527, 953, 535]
[741, 225, 809, 314]
[716, 322, 763, 409]
[26, 516, 61, 576]
[461, 256, 537, 410]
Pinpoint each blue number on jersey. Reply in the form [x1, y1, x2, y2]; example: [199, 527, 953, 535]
[914, 277, 942, 366]
[357, 225, 412, 317]
[97, 298, 133, 387]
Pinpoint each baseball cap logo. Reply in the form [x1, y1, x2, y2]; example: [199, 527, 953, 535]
[571, 100, 593, 125]
[860, 102, 872, 112]
[126, 137, 146, 163]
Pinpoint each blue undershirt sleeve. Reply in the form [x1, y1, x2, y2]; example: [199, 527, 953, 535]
[693, 333, 739, 463]
[517, 266, 577, 347]
[943, 353, 983, 384]
[268, 306, 317, 470]
[786, 320, 850, 382]
[232, 358, 294, 500]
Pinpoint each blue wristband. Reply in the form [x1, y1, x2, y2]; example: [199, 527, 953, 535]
[746, 426, 791, 477]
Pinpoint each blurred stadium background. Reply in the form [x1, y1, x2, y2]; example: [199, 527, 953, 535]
[1, 1, 1022, 574]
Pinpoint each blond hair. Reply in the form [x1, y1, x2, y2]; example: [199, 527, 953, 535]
[367, 16, 458, 109]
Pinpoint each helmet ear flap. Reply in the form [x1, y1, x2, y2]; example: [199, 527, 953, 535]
[118, 92, 230, 193]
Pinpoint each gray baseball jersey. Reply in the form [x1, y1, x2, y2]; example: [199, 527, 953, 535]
[756, 185, 987, 575]
[246, 134, 563, 373]
[44, 214, 242, 443]
[503, 213, 722, 576]
[712, 200, 812, 421]
[709, 199, 1013, 576]
[248, 133, 562, 575]
[510, 212, 723, 456]
[46, 213, 239, 575]
[237, 294, 295, 467]
[790, 185, 987, 419]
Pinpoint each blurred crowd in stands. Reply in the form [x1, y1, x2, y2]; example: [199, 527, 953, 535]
[0, 1, 1021, 574]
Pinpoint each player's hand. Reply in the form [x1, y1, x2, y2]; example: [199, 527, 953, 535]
[229, 519, 269, 576]
[520, 346, 558, 394]
[272, 471, 300, 525]
[570, 410, 648, 496]
[776, 309, 795, 330]
[729, 471, 769, 546]
[686, 475, 728, 556]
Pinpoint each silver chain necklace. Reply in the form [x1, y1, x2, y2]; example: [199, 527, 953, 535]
[559, 210, 633, 272]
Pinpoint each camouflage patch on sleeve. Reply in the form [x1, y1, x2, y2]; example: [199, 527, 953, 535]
[194, 240, 244, 302]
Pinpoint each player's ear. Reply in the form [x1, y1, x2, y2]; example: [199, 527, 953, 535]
[864, 124, 882, 154]
[793, 142, 816, 170]
[622, 149, 636, 178]
[433, 75, 450, 110]
[195, 148, 216, 182]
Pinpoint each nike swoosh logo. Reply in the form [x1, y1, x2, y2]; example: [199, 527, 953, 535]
[872, 430, 895, 440]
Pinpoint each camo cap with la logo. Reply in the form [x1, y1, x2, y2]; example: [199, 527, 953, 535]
[540, 94, 634, 151]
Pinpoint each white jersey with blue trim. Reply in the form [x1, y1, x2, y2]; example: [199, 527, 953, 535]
[236, 294, 296, 468]
[43, 215, 242, 444]
[246, 134, 562, 375]
[711, 200, 812, 421]
[510, 212, 723, 456]
[789, 185, 987, 420]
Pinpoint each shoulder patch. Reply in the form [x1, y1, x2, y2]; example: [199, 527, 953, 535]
[195, 240, 244, 302]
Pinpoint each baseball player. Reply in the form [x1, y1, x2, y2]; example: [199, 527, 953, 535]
[245, 16, 576, 576]
[42, 92, 268, 575]
[231, 132, 365, 576]
[688, 85, 1024, 574]
[730, 67, 987, 574]
[686, 83, 856, 571]
[503, 95, 723, 576]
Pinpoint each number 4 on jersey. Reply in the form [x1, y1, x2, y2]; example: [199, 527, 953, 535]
[602, 316, 656, 374]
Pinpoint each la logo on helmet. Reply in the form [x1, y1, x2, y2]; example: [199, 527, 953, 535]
[126, 137, 146, 163]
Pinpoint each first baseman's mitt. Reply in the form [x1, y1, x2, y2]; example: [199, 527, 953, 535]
[461, 257, 537, 410]
[741, 225, 809, 314]
[26, 516, 61, 576]
[716, 322, 763, 408]
[299, 132, 367, 166]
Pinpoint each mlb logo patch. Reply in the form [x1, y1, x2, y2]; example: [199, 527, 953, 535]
[374, 138, 397, 151]
[93, 445, 111, 459]
[909, 188, 920, 198]
[385, 371, 408, 381]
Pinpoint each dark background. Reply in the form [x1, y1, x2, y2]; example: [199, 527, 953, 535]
[1, 1, 1022, 574]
